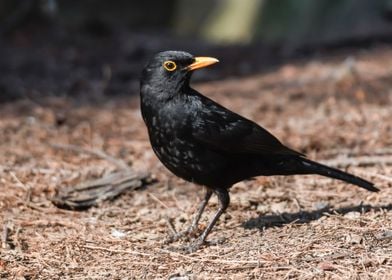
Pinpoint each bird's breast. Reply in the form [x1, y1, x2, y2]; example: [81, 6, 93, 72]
[142, 96, 232, 186]
[146, 113, 221, 182]
[149, 119, 200, 168]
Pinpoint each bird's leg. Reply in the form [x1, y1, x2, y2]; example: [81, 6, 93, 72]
[165, 188, 213, 243]
[188, 188, 230, 252]
[187, 188, 213, 234]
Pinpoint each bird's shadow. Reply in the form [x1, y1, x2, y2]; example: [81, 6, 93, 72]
[242, 203, 392, 230]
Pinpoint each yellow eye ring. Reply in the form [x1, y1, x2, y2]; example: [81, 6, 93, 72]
[163, 60, 177, 71]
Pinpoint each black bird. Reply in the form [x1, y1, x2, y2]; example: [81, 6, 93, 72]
[140, 51, 379, 251]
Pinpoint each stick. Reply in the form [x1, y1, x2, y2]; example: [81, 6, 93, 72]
[322, 155, 392, 168]
[2, 222, 10, 249]
[52, 169, 153, 210]
[82, 245, 152, 257]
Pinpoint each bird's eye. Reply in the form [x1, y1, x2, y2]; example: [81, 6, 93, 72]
[163, 60, 177, 72]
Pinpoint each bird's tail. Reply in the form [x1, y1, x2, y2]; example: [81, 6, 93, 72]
[297, 157, 379, 192]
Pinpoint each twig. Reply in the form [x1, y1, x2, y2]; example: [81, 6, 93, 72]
[20, 219, 81, 229]
[322, 155, 392, 168]
[164, 216, 178, 235]
[148, 193, 170, 209]
[9, 171, 30, 192]
[82, 245, 152, 257]
[16, 228, 25, 254]
[354, 170, 392, 183]
[83, 244, 262, 266]
[9, 171, 38, 210]
[370, 173, 392, 183]
[2, 221, 10, 249]
[156, 248, 261, 265]
[49, 143, 129, 170]
[321, 147, 392, 158]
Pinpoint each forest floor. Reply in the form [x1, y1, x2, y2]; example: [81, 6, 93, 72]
[1, 45, 392, 279]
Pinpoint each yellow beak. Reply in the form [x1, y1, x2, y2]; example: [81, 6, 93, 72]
[187, 57, 219, 71]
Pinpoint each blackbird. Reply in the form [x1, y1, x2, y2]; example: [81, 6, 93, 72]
[140, 50, 379, 251]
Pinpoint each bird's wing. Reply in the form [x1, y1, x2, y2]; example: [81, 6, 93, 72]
[191, 100, 303, 157]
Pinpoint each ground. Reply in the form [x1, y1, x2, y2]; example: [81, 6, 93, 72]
[1, 46, 392, 279]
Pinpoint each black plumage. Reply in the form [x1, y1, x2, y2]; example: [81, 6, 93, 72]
[140, 51, 378, 251]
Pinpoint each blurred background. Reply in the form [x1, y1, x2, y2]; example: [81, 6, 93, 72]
[1, 0, 392, 102]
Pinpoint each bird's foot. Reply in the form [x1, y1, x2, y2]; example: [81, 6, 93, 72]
[164, 225, 198, 244]
[162, 238, 204, 253]
[164, 231, 187, 244]
[185, 236, 226, 253]
[186, 238, 205, 253]
[164, 236, 226, 253]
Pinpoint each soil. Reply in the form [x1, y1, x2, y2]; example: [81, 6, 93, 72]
[1, 45, 392, 279]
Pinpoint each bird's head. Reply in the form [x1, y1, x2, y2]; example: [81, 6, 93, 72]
[140, 51, 219, 97]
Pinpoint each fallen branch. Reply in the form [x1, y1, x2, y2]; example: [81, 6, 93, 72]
[52, 169, 154, 210]
[50, 143, 155, 210]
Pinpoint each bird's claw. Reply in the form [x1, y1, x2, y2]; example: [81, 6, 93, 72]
[164, 225, 198, 244]
[186, 238, 205, 253]
[186, 236, 226, 252]
[164, 231, 186, 244]
[165, 236, 226, 253]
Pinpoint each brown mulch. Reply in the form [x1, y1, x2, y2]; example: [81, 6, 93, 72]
[1, 46, 392, 279]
